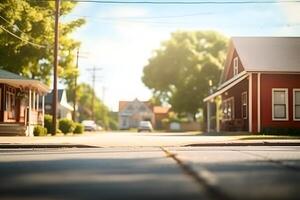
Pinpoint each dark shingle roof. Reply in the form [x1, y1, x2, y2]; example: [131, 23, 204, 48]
[0, 69, 30, 80]
[45, 89, 64, 104]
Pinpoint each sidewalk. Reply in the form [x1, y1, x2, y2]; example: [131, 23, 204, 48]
[0, 132, 299, 148]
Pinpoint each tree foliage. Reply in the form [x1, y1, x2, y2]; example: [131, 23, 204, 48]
[142, 31, 228, 118]
[73, 83, 114, 129]
[0, 0, 85, 85]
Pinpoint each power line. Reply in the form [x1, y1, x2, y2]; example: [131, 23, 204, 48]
[69, 11, 213, 20]
[0, 15, 28, 36]
[0, 25, 46, 48]
[35, 0, 300, 5]
[67, 14, 300, 28]
[86, 66, 102, 120]
[0, 14, 47, 48]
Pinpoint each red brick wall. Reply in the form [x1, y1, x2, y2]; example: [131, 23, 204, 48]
[260, 74, 300, 129]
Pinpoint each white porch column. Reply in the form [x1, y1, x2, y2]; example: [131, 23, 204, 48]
[42, 95, 45, 127]
[37, 93, 39, 112]
[28, 89, 32, 136]
[207, 101, 211, 133]
[257, 73, 261, 133]
[248, 73, 252, 132]
[216, 97, 221, 132]
[33, 90, 36, 111]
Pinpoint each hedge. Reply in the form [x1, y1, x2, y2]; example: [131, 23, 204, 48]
[44, 114, 53, 134]
[59, 118, 75, 134]
[73, 123, 84, 134]
[261, 127, 300, 136]
[33, 125, 47, 136]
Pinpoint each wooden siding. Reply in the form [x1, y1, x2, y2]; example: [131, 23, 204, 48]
[251, 74, 258, 133]
[221, 78, 248, 131]
[260, 74, 300, 129]
[224, 50, 245, 82]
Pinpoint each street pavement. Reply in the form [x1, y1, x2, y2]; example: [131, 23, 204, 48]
[1, 131, 300, 147]
[0, 145, 299, 200]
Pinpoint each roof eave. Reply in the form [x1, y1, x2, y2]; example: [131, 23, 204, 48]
[204, 72, 249, 102]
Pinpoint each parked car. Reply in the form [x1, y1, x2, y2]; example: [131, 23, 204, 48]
[81, 120, 97, 131]
[138, 121, 153, 132]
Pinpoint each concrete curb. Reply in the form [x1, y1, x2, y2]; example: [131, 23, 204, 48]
[0, 144, 99, 149]
[185, 141, 300, 147]
[0, 141, 299, 148]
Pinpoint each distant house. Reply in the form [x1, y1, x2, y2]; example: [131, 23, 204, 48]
[45, 89, 73, 120]
[0, 69, 50, 136]
[153, 106, 169, 129]
[204, 37, 300, 133]
[118, 98, 154, 129]
[118, 99, 170, 130]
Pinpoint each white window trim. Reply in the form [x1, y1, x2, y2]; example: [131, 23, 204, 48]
[272, 88, 289, 121]
[293, 89, 300, 121]
[233, 57, 239, 76]
[222, 97, 235, 121]
[241, 91, 247, 119]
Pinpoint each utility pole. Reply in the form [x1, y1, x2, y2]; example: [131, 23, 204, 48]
[52, 0, 60, 135]
[72, 48, 79, 122]
[72, 49, 88, 122]
[86, 66, 102, 121]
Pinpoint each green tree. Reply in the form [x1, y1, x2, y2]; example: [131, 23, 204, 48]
[74, 83, 112, 129]
[0, 0, 85, 85]
[142, 31, 228, 119]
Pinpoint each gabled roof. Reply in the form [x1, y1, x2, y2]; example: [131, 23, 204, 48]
[232, 37, 300, 72]
[44, 89, 73, 111]
[45, 89, 64, 104]
[153, 106, 169, 114]
[205, 37, 300, 102]
[119, 98, 151, 112]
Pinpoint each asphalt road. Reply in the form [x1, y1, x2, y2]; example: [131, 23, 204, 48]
[0, 146, 299, 200]
[1, 131, 299, 147]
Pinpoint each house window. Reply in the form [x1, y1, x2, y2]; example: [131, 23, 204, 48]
[127, 105, 133, 111]
[293, 89, 300, 120]
[272, 88, 288, 120]
[223, 97, 234, 120]
[139, 106, 146, 112]
[233, 57, 239, 76]
[242, 92, 247, 119]
[6, 89, 16, 119]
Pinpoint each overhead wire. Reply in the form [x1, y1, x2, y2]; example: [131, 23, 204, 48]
[32, 0, 300, 5]
[65, 13, 300, 28]
[0, 15, 46, 48]
[0, 26, 46, 48]
[68, 11, 214, 20]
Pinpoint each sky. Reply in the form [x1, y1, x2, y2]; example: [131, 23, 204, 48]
[62, 0, 300, 111]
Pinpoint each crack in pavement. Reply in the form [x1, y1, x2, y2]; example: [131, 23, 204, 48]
[233, 149, 300, 171]
[160, 147, 233, 200]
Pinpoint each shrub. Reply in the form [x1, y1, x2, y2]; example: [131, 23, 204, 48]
[33, 125, 47, 136]
[109, 120, 118, 130]
[261, 127, 300, 136]
[44, 114, 53, 134]
[59, 118, 75, 134]
[73, 123, 83, 134]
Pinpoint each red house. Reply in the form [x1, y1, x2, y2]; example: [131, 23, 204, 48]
[204, 37, 300, 133]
